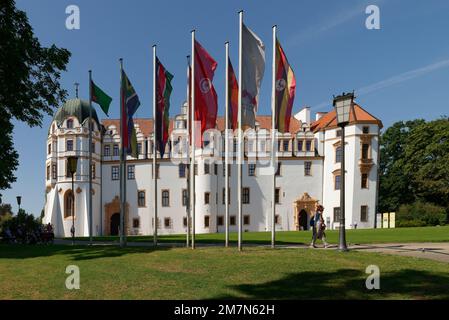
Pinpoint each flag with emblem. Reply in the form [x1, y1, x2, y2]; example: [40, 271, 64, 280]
[155, 57, 174, 158]
[194, 40, 218, 145]
[121, 69, 141, 158]
[90, 80, 112, 116]
[275, 39, 296, 133]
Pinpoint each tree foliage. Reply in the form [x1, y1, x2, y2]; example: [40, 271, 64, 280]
[378, 119, 425, 212]
[0, 0, 71, 190]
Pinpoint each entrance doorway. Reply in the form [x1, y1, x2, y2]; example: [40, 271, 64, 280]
[110, 213, 120, 236]
[298, 209, 308, 231]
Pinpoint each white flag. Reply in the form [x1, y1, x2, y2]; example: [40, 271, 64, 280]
[241, 23, 265, 129]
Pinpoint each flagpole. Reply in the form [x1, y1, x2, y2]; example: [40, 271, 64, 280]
[119, 58, 126, 248]
[186, 55, 191, 248]
[271, 25, 277, 249]
[225, 41, 230, 248]
[190, 29, 196, 250]
[88, 70, 93, 245]
[152, 45, 158, 246]
[237, 10, 243, 252]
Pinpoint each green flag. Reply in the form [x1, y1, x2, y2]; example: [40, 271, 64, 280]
[90, 80, 112, 116]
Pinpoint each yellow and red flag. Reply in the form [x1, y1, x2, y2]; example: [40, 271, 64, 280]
[275, 39, 296, 133]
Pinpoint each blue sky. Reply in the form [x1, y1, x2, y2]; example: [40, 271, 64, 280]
[3, 0, 449, 215]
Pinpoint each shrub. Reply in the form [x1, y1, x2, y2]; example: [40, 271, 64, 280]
[396, 201, 447, 228]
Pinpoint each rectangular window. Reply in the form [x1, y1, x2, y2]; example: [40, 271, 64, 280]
[243, 215, 250, 225]
[104, 145, 111, 156]
[46, 165, 50, 180]
[164, 217, 171, 228]
[276, 162, 281, 176]
[283, 140, 289, 151]
[183, 217, 188, 227]
[248, 164, 256, 176]
[336, 146, 343, 163]
[182, 189, 188, 207]
[204, 215, 210, 228]
[230, 215, 236, 226]
[242, 187, 250, 204]
[137, 142, 142, 155]
[361, 173, 368, 189]
[334, 207, 341, 222]
[275, 214, 281, 225]
[305, 140, 312, 151]
[217, 216, 224, 226]
[214, 164, 218, 175]
[127, 165, 135, 180]
[66, 139, 73, 151]
[138, 191, 146, 207]
[362, 126, 370, 134]
[52, 164, 57, 180]
[152, 218, 161, 228]
[304, 161, 312, 176]
[362, 144, 369, 160]
[336, 130, 342, 137]
[48, 143, 51, 154]
[335, 175, 341, 190]
[133, 218, 140, 228]
[297, 140, 303, 152]
[113, 144, 119, 156]
[361, 205, 368, 222]
[91, 163, 96, 179]
[275, 188, 280, 204]
[162, 190, 170, 207]
[204, 163, 210, 175]
[179, 163, 186, 178]
[204, 192, 210, 204]
[111, 166, 119, 180]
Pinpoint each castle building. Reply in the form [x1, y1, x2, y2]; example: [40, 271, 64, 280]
[43, 99, 382, 238]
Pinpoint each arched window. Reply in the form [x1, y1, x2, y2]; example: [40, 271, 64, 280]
[67, 119, 74, 129]
[64, 189, 74, 218]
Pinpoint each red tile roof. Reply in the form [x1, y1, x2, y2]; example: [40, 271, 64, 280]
[310, 104, 383, 132]
[102, 116, 303, 137]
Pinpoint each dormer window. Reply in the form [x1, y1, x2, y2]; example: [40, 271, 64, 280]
[297, 140, 303, 152]
[67, 119, 74, 129]
[305, 140, 312, 152]
[283, 140, 289, 152]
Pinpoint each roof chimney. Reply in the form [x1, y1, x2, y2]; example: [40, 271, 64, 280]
[294, 106, 311, 124]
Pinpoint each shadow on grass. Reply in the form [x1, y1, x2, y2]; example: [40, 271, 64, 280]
[0, 244, 171, 261]
[214, 269, 449, 300]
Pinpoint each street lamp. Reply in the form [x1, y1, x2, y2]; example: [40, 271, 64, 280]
[67, 156, 78, 245]
[16, 196, 22, 212]
[333, 92, 354, 252]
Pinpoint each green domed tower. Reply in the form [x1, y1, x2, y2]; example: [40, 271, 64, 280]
[43, 99, 102, 238]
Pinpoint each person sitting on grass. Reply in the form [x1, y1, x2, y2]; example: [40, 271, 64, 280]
[310, 204, 329, 248]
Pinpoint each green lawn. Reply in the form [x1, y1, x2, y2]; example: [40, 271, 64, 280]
[1, 244, 448, 299]
[67, 225, 449, 245]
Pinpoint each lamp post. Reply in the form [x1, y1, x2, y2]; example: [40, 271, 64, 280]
[67, 156, 78, 245]
[333, 92, 354, 252]
[16, 196, 22, 212]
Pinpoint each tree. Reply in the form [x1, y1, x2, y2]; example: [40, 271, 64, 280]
[403, 119, 449, 215]
[378, 119, 425, 212]
[0, 0, 71, 190]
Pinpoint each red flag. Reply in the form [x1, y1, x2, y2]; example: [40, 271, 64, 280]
[228, 58, 238, 130]
[194, 40, 218, 146]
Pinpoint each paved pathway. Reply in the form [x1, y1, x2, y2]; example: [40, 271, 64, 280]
[54, 239, 449, 263]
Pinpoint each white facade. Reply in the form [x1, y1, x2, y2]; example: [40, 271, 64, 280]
[44, 99, 382, 238]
